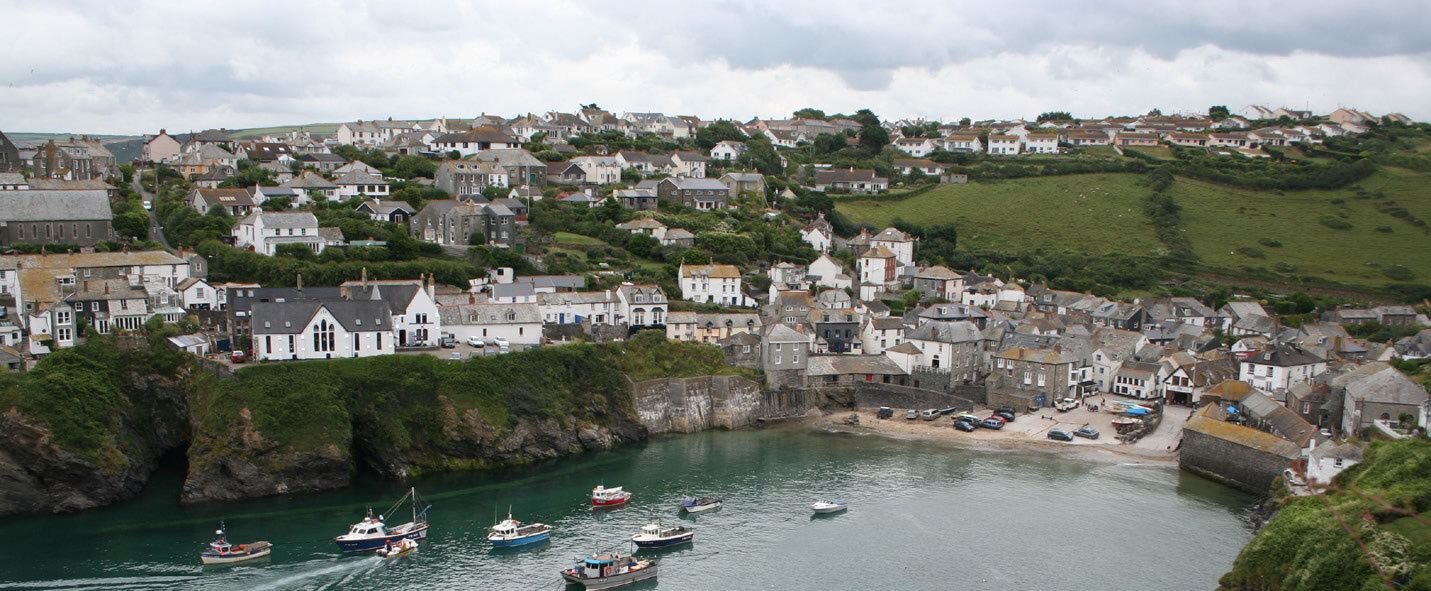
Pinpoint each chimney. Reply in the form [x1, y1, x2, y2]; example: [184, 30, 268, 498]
[296, 273, 303, 291]
[361, 266, 368, 286]
[468, 293, 475, 304]
[426, 273, 435, 298]
[104, 283, 109, 295]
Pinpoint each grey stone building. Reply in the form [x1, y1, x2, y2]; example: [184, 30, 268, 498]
[657, 177, 731, 210]
[410, 200, 516, 246]
[0, 190, 114, 247]
[0, 131, 19, 172]
[762, 323, 810, 390]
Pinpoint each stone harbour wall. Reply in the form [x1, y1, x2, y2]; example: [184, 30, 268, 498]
[632, 375, 818, 434]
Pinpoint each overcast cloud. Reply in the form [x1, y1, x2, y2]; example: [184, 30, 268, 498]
[2, 0, 1427, 134]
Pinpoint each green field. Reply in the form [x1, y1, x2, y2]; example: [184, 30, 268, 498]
[838, 173, 1165, 256]
[837, 169, 1431, 287]
[227, 123, 341, 139]
[554, 232, 604, 246]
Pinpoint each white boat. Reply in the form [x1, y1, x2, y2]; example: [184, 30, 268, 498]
[677, 496, 722, 513]
[561, 552, 657, 589]
[333, 487, 431, 552]
[810, 500, 848, 514]
[377, 538, 418, 559]
[487, 509, 552, 548]
[199, 522, 271, 566]
[631, 522, 694, 548]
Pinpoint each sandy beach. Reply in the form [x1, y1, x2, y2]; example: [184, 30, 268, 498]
[810, 394, 1199, 465]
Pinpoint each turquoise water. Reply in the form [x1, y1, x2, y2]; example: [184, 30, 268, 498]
[0, 427, 1255, 590]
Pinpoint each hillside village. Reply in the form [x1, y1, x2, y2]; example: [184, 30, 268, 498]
[0, 103, 1428, 492]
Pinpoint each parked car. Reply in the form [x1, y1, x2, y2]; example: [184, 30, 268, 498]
[937, 407, 959, 416]
[920, 409, 940, 421]
[230, 349, 246, 364]
[468, 351, 483, 359]
[1047, 429, 1074, 442]
[993, 410, 1016, 423]
[996, 406, 1018, 417]
[983, 415, 1007, 424]
[978, 418, 1005, 430]
[953, 419, 977, 432]
[467, 336, 485, 348]
[1073, 427, 1100, 439]
[906, 409, 918, 420]
[876, 407, 894, 419]
[494, 336, 511, 352]
[448, 352, 462, 361]
[142, 200, 152, 210]
[439, 335, 456, 348]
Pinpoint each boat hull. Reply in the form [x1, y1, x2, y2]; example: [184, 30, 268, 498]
[334, 527, 428, 553]
[200, 547, 271, 565]
[489, 531, 551, 547]
[633, 533, 693, 548]
[562, 564, 658, 590]
[811, 505, 847, 514]
[680, 502, 721, 513]
[591, 497, 630, 507]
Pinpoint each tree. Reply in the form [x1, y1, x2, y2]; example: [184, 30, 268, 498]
[959, 117, 971, 126]
[694, 120, 746, 150]
[859, 125, 890, 153]
[388, 155, 437, 179]
[1208, 105, 1230, 121]
[113, 212, 149, 240]
[1147, 108, 1163, 117]
[853, 109, 880, 128]
[740, 137, 783, 175]
[621, 167, 642, 184]
[469, 232, 486, 246]
[218, 159, 276, 188]
[627, 233, 659, 257]
[263, 195, 294, 211]
[1036, 111, 1074, 123]
[793, 108, 827, 120]
[812, 133, 846, 155]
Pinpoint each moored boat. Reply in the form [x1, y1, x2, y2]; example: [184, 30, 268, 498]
[333, 487, 431, 553]
[487, 510, 552, 548]
[631, 522, 694, 548]
[561, 552, 657, 589]
[810, 500, 848, 514]
[591, 485, 632, 508]
[200, 523, 272, 566]
[677, 496, 722, 513]
[377, 538, 418, 559]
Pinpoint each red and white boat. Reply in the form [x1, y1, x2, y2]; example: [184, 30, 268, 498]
[591, 485, 632, 507]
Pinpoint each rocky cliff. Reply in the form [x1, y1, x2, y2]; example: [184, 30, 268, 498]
[633, 375, 817, 433]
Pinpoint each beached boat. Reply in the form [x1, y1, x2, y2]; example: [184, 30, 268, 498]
[561, 552, 657, 589]
[377, 538, 418, 559]
[591, 485, 632, 508]
[333, 487, 431, 553]
[677, 496, 722, 513]
[810, 500, 848, 514]
[200, 523, 271, 566]
[487, 510, 552, 548]
[631, 522, 694, 548]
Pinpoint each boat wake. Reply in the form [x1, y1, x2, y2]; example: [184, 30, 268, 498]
[0, 575, 202, 590]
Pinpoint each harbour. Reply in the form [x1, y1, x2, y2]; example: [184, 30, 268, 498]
[0, 426, 1255, 590]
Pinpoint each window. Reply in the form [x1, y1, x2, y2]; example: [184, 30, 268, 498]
[1023, 371, 1032, 385]
[57, 328, 72, 341]
[56, 311, 71, 325]
[288, 335, 295, 352]
[265, 335, 272, 354]
[376, 333, 383, 350]
[354, 334, 360, 352]
[92, 302, 100, 312]
[1037, 374, 1046, 387]
[312, 319, 336, 352]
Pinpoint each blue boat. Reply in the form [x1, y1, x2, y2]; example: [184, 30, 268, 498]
[631, 522, 694, 548]
[486, 510, 551, 548]
[333, 487, 431, 553]
[678, 496, 723, 513]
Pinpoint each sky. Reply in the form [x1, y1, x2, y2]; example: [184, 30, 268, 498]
[3, 0, 1428, 135]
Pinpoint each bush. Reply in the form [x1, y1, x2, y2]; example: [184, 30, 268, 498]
[1236, 247, 1266, 259]
[1273, 262, 1297, 273]
[1319, 216, 1353, 230]
[1376, 226, 1394, 233]
[1384, 265, 1415, 281]
[1257, 238, 1282, 247]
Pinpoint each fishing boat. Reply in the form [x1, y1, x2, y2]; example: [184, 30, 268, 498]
[631, 522, 694, 548]
[810, 500, 848, 514]
[487, 509, 552, 548]
[333, 487, 431, 553]
[377, 538, 418, 559]
[677, 496, 722, 513]
[200, 522, 272, 566]
[561, 552, 657, 589]
[591, 485, 632, 508]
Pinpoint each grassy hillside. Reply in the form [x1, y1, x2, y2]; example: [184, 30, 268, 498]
[836, 173, 1166, 256]
[1219, 439, 1431, 590]
[836, 167, 1431, 288]
[227, 123, 341, 139]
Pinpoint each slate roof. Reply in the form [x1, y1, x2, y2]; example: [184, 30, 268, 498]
[250, 300, 392, 334]
[1344, 365, 1430, 406]
[242, 211, 318, 229]
[0, 190, 111, 221]
[662, 177, 728, 191]
[765, 323, 808, 343]
[282, 171, 338, 190]
[907, 320, 983, 344]
[1244, 344, 1324, 367]
[334, 170, 387, 186]
[806, 354, 906, 376]
[1185, 406, 1301, 458]
[440, 303, 541, 326]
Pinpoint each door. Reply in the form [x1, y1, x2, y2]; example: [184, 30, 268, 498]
[1034, 394, 1047, 408]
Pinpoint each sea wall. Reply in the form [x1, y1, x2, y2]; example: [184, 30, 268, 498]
[853, 382, 984, 411]
[1180, 428, 1297, 493]
[633, 375, 818, 434]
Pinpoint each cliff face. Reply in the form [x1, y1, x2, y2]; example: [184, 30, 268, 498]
[0, 350, 192, 517]
[633, 375, 815, 434]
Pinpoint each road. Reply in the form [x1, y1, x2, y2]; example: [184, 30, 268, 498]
[131, 173, 170, 248]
